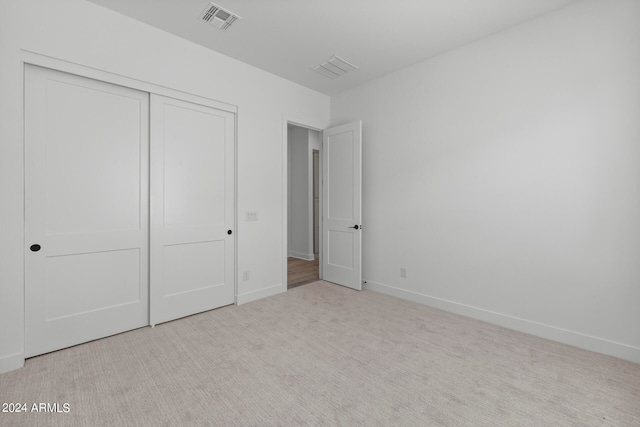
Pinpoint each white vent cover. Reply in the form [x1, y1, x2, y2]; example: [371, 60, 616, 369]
[199, 2, 241, 31]
[312, 55, 358, 79]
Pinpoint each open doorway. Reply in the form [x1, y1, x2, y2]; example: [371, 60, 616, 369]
[287, 124, 321, 289]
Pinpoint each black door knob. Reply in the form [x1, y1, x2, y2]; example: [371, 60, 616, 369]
[227, 230, 232, 235]
[30, 244, 41, 252]
[348, 225, 359, 230]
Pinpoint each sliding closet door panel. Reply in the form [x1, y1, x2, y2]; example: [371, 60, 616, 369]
[24, 65, 149, 357]
[150, 95, 235, 325]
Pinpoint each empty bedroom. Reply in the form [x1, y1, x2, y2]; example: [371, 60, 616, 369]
[1, 0, 639, 425]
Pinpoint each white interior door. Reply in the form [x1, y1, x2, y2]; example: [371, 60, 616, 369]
[322, 121, 362, 290]
[150, 94, 235, 325]
[24, 65, 150, 357]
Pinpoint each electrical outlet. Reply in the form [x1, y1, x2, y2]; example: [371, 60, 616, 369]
[243, 271, 250, 281]
[400, 267, 407, 278]
[246, 211, 258, 221]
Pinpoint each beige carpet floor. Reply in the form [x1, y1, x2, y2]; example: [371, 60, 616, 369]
[1, 281, 639, 426]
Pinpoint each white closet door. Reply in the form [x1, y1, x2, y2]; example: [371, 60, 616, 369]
[150, 95, 235, 325]
[24, 65, 150, 357]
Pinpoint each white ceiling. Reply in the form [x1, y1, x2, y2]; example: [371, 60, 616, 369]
[86, 0, 577, 95]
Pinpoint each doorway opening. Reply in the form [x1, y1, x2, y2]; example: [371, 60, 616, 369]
[287, 124, 321, 289]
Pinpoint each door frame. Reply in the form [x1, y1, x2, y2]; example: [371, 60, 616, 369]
[282, 117, 327, 291]
[312, 149, 320, 258]
[17, 51, 239, 369]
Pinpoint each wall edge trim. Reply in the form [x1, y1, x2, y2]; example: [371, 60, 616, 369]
[237, 283, 284, 305]
[363, 280, 640, 364]
[288, 252, 315, 261]
[0, 351, 25, 374]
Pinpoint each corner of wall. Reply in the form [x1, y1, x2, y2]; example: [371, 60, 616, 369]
[0, 352, 25, 374]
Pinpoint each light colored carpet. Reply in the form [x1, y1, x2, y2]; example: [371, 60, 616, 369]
[1, 281, 639, 426]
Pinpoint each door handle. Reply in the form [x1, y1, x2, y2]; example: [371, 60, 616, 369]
[30, 244, 41, 252]
[348, 225, 360, 230]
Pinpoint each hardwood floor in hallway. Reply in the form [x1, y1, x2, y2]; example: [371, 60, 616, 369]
[287, 257, 319, 289]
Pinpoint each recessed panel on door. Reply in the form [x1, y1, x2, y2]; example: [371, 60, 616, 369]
[327, 132, 354, 220]
[150, 95, 235, 325]
[163, 241, 226, 296]
[44, 79, 142, 234]
[25, 65, 150, 357]
[163, 105, 226, 228]
[45, 249, 142, 320]
[327, 231, 354, 269]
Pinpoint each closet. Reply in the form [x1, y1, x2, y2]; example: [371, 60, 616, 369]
[24, 65, 235, 357]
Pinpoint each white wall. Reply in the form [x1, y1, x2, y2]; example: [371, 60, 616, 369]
[0, 0, 329, 373]
[331, 0, 640, 362]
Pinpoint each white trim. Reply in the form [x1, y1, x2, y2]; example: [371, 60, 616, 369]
[311, 148, 321, 258]
[237, 284, 284, 305]
[0, 352, 25, 374]
[20, 50, 237, 114]
[288, 252, 315, 261]
[363, 280, 640, 364]
[234, 108, 239, 305]
[282, 118, 288, 294]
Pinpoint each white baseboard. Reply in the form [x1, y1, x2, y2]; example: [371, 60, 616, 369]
[288, 252, 315, 261]
[0, 351, 24, 374]
[363, 280, 640, 364]
[237, 283, 285, 305]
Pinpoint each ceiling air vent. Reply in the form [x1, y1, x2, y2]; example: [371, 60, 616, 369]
[199, 2, 241, 31]
[312, 55, 358, 80]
